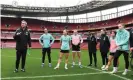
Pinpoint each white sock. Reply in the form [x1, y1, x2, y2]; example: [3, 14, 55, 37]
[124, 69, 128, 72]
[49, 63, 51, 65]
[79, 62, 81, 66]
[65, 63, 68, 67]
[57, 63, 60, 67]
[102, 65, 105, 68]
[72, 62, 75, 65]
[113, 67, 117, 71]
[42, 63, 44, 64]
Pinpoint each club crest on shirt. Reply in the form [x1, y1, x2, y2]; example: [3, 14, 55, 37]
[103, 37, 106, 41]
[25, 32, 28, 35]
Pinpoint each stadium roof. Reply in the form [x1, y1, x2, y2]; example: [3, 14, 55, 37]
[1, 0, 133, 17]
[0, 0, 91, 7]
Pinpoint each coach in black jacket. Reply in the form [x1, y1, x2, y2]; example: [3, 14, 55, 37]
[100, 29, 110, 70]
[13, 20, 31, 73]
[87, 32, 97, 67]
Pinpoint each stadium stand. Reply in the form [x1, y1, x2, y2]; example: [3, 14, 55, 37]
[1, 13, 133, 49]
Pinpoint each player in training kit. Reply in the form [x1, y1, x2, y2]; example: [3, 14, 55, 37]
[111, 24, 130, 75]
[39, 28, 55, 67]
[100, 29, 110, 70]
[13, 20, 31, 72]
[71, 30, 83, 68]
[54, 30, 71, 70]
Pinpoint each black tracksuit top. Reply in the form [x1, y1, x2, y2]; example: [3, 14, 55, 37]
[13, 27, 31, 50]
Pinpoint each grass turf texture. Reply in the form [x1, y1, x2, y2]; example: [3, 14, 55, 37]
[1, 48, 133, 80]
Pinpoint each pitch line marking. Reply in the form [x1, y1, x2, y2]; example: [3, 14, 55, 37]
[1, 72, 108, 80]
[1, 55, 131, 80]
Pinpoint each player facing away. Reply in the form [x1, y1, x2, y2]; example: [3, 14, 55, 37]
[39, 28, 55, 67]
[111, 24, 130, 75]
[103, 31, 118, 70]
[87, 32, 97, 67]
[100, 29, 110, 70]
[71, 30, 83, 68]
[13, 20, 31, 72]
[54, 30, 71, 70]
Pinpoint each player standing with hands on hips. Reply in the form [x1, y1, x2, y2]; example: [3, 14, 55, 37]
[39, 28, 55, 67]
[13, 20, 31, 73]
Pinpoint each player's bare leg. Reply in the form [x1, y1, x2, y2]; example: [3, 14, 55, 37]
[72, 52, 76, 67]
[77, 52, 82, 68]
[54, 53, 64, 69]
[65, 53, 69, 69]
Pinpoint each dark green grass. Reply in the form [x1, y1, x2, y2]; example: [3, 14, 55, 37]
[1, 49, 133, 80]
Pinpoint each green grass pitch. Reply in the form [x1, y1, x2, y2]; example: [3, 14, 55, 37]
[1, 48, 133, 80]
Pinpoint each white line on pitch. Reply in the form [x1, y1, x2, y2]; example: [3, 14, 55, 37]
[1, 72, 108, 80]
[1, 55, 131, 80]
